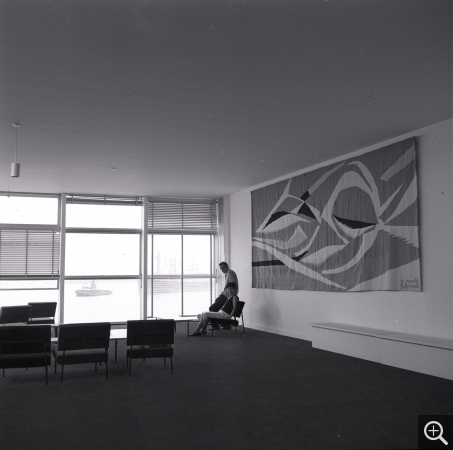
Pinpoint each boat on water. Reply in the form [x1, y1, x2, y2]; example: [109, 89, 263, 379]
[75, 280, 112, 297]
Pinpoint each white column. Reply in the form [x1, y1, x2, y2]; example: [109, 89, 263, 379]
[59, 194, 66, 324]
[141, 197, 148, 319]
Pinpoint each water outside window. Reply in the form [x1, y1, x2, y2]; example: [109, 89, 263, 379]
[64, 279, 140, 323]
[147, 234, 213, 317]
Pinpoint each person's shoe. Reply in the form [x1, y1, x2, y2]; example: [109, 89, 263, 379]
[209, 325, 220, 330]
[189, 332, 202, 336]
[221, 326, 231, 330]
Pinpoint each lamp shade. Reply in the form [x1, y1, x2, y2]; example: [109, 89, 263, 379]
[11, 162, 20, 177]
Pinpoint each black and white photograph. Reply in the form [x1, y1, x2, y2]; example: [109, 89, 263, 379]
[0, 1, 451, 449]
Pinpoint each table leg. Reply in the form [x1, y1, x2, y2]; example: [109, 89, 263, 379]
[115, 340, 118, 362]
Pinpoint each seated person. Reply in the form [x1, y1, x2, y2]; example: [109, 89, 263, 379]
[190, 282, 239, 336]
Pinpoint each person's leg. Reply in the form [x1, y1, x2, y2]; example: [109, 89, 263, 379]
[190, 313, 206, 335]
[209, 294, 227, 329]
[200, 311, 229, 333]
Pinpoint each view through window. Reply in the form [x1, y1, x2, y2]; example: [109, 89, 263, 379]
[0, 194, 219, 323]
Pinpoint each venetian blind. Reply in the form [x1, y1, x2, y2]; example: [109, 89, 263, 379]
[0, 229, 60, 278]
[148, 200, 218, 232]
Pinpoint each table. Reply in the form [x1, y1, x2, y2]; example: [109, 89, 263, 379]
[51, 329, 127, 362]
[155, 316, 198, 337]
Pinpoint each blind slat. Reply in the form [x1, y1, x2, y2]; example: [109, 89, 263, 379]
[0, 229, 60, 278]
[148, 201, 217, 231]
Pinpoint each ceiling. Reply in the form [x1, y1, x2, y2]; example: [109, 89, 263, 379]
[0, 0, 451, 199]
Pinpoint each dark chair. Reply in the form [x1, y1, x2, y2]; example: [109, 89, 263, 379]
[0, 305, 32, 324]
[126, 320, 175, 375]
[209, 301, 246, 337]
[52, 322, 111, 383]
[0, 325, 51, 384]
[28, 302, 58, 337]
[28, 302, 57, 324]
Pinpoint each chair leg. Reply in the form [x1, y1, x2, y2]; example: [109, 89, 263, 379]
[170, 357, 173, 374]
[129, 357, 132, 375]
[45, 363, 48, 385]
[54, 359, 57, 374]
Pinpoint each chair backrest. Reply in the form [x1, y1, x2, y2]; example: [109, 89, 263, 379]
[127, 320, 175, 346]
[57, 323, 111, 351]
[0, 305, 32, 324]
[233, 301, 245, 319]
[0, 325, 51, 356]
[28, 302, 57, 320]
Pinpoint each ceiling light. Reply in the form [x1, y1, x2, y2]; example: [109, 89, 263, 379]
[11, 123, 21, 177]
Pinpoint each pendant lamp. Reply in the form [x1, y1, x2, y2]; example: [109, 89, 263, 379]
[11, 123, 20, 177]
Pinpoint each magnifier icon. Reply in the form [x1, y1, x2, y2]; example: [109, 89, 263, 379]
[424, 421, 449, 446]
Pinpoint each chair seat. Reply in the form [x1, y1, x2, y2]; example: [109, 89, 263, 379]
[210, 318, 239, 327]
[52, 345, 108, 365]
[0, 354, 51, 368]
[127, 346, 173, 359]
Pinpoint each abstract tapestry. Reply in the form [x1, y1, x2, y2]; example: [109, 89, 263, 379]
[252, 138, 421, 291]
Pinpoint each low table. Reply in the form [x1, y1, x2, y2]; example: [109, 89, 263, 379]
[154, 316, 198, 337]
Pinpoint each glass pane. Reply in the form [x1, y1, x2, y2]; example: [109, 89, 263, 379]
[151, 278, 181, 318]
[66, 204, 141, 228]
[153, 235, 181, 275]
[183, 278, 211, 316]
[0, 196, 58, 225]
[65, 234, 140, 276]
[0, 280, 58, 290]
[0, 289, 59, 316]
[183, 235, 211, 275]
[64, 279, 140, 323]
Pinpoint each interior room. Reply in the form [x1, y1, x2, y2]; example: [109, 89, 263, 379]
[0, 1, 451, 449]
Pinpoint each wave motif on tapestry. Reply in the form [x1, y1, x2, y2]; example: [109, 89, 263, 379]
[251, 137, 421, 291]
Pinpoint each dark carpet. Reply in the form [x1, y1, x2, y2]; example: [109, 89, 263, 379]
[0, 327, 451, 450]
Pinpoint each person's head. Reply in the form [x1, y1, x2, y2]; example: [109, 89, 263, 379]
[219, 262, 229, 274]
[225, 281, 237, 295]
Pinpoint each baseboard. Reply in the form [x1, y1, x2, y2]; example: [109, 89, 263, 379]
[246, 322, 311, 341]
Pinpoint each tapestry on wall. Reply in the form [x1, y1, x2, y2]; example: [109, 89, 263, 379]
[251, 137, 421, 291]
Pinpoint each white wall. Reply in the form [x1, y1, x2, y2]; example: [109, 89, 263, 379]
[229, 119, 453, 341]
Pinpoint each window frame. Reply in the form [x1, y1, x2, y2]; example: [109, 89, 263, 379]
[0, 192, 61, 288]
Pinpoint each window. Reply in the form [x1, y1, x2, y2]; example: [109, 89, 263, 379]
[0, 194, 60, 311]
[64, 195, 142, 323]
[0, 195, 58, 225]
[0, 193, 219, 324]
[147, 200, 218, 318]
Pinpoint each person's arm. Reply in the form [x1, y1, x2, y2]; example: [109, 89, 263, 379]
[227, 295, 238, 319]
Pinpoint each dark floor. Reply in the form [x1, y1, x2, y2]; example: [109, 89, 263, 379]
[0, 326, 451, 450]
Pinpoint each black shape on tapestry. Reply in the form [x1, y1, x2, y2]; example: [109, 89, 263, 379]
[252, 260, 285, 267]
[264, 211, 289, 228]
[300, 191, 310, 201]
[292, 252, 308, 262]
[297, 203, 316, 220]
[333, 215, 376, 230]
